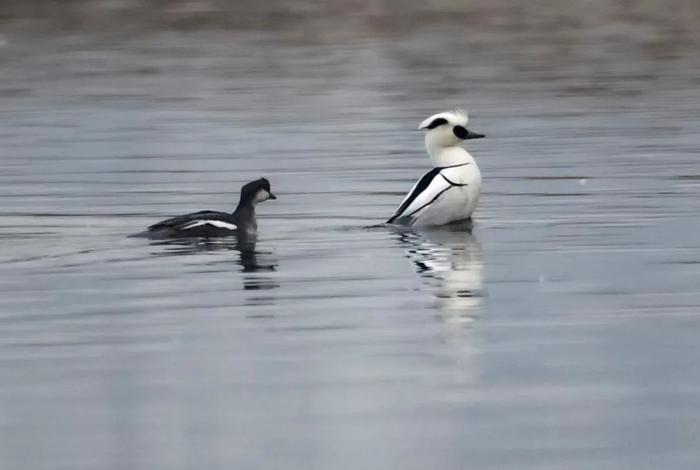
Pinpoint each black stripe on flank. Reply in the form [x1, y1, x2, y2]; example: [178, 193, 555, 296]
[387, 167, 441, 223]
[405, 186, 452, 219]
[440, 162, 470, 169]
[441, 174, 468, 187]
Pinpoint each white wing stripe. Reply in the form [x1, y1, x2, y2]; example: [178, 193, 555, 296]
[181, 220, 238, 230]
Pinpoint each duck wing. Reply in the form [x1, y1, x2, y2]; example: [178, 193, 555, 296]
[147, 211, 236, 232]
[387, 168, 452, 224]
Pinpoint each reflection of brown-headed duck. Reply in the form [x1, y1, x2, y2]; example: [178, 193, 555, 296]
[141, 178, 276, 239]
[387, 110, 485, 227]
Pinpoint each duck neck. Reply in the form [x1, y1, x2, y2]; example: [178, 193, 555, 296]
[426, 142, 475, 168]
[233, 204, 257, 233]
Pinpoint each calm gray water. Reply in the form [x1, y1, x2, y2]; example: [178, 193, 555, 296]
[2, 1, 700, 469]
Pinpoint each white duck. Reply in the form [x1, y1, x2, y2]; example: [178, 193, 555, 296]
[387, 110, 484, 226]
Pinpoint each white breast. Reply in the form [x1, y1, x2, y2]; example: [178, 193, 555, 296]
[440, 163, 481, 187]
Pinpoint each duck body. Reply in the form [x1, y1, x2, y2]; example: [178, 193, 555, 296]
[388, 158, 481, 227]
[387, 110, 485, 227]
[139, 178, 275, 239]
[145, 210, 245, 239]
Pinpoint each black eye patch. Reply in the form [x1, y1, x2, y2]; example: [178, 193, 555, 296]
[453, 126, 468, 139]
[425, 117, 448, 129]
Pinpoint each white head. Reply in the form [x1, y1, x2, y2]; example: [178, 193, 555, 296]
[419, 110, 485, 151]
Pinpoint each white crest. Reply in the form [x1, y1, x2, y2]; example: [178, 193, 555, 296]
[418, 109, 469, 130]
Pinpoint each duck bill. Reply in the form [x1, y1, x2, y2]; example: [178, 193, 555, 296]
[465, 130, 485, 140]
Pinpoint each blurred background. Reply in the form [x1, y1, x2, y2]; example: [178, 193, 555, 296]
[2, 1, 700, 469]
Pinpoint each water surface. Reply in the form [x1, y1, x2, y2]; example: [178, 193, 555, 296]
[2, 2, 700, 469]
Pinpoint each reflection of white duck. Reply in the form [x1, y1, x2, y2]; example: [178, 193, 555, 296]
[397, 227, 484, 323]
